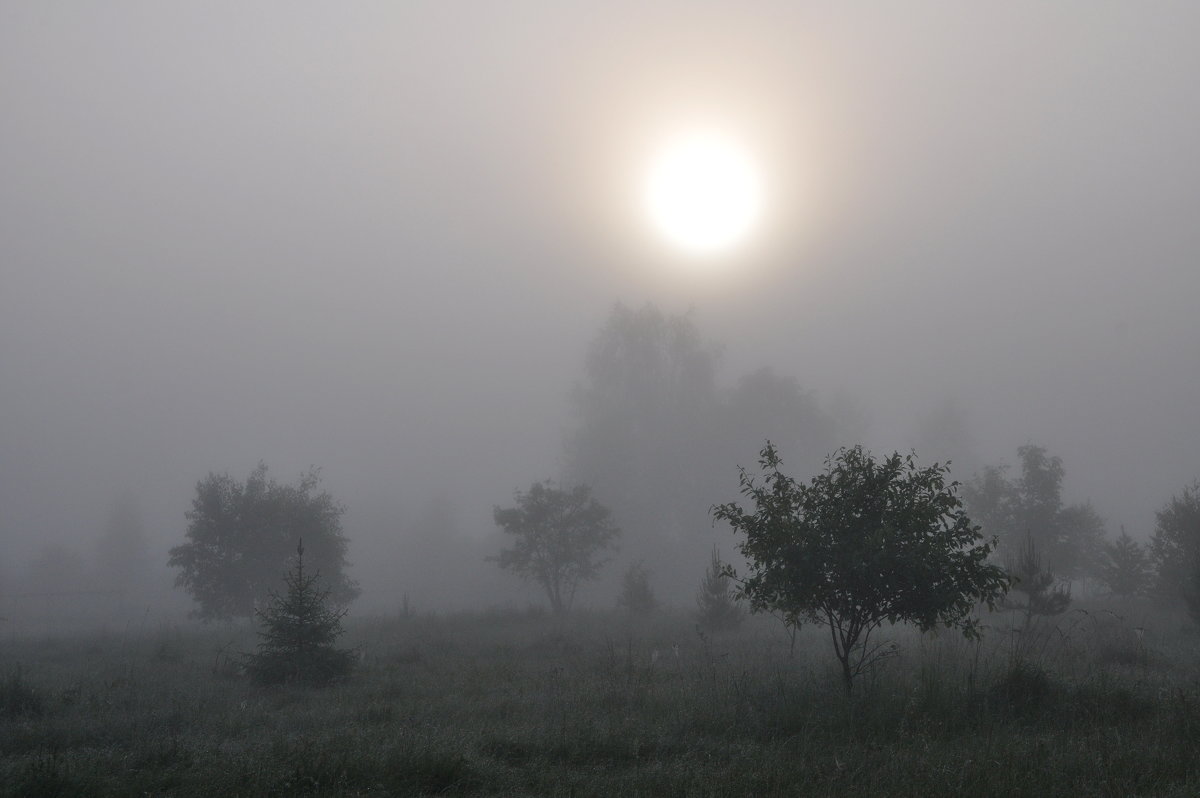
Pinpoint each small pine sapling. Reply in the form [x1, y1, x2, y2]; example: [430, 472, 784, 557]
[1004, 531, 1071, 635]
[1098, 526, 1152, 599]
[695, 547, 743, 632]
[243, 540, 357, 686]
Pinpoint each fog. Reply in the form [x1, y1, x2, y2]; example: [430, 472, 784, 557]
[3, 3, 1198, 623]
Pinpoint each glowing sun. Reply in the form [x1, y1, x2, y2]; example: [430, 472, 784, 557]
[644, 131, 764, 256]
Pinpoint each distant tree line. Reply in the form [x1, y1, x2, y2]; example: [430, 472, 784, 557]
[565, 302, 839, 599]
[156, 303, 1200, 651]
[963, 445, 1200, 618]
[8, 493, 153, 606]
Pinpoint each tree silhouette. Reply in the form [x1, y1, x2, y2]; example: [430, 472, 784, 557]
[1003, 531, 1072, 633]
[243, 540, 356, 686]
[1150, 481, 1200, 615]
[1098, 527, 1151, 599]
[169, 463, 358, 621]
[715, 443, 1009, 693]
[695, 547, 743, 632]
[491, 481, 619, 615]
[963, 445, 1106, 580]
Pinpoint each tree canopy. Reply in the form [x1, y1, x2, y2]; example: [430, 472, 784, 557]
[491, 481, 619, 615]
[1098, 527, 1152, 599]
[168, 463, 358, 621]
[566, 304, 721, 547]
[1149, 481, 1200, 614]
[565, 303, 835, 598]
[714, 443, 1009, 692]
[963, 445, 1106, 581]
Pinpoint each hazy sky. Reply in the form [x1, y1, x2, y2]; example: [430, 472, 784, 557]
[3, 2, 1198, 605]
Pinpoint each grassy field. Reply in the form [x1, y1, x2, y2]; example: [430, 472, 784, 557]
[2, 602, 1199, 797]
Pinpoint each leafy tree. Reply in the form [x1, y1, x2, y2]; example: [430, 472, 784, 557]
[617, 562, 658, 616]
[963, 445, 1106, 581]
[714, 443, 1009, 693]
[1056, 503, 1108, 581]
[491, 481, 620, 615]
[565, 304, 837, 600]
[718, 369, 834, 479]
[1098, 527, 1152, 599]
[1003, 531, 1072, 633]
[1149, 481, 1200, 615]
[168, 463, 358, 621]
[695, 547, 743, 632]
[243, 540, 356, 686]
[566, 304, 721, 569]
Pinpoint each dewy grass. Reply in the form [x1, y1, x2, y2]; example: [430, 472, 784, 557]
[0, 603, 1198, 797]
[0, 665, 45, 718]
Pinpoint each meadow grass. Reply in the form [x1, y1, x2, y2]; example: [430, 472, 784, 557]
[2, 601, 1199, 796]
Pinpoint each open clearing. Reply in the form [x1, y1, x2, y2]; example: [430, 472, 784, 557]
[2, 604, 1199, 797]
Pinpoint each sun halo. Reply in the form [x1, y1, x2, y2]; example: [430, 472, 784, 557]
[643, 131, 764, 258]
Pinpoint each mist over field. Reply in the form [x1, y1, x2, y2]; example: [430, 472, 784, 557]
[8, 5, 1200, 796]
[2, 2, 1198, 623]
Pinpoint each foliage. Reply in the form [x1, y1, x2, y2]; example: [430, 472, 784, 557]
[1056, 503, 1108, 578]
[1149, 481, 1200, 615]
[963, 445, 1107, 580]
[491, 481, 620, 615]
[168, 463, 358, 621]
[565, 303, 723, 566]
[1098, 527, 1152, 598]
[617, 562, 658, 616]
[566, 305, 837, 599]
[718, 368, 834, 479]
[242, 540, 356, 686]
[714, 443, 1009, 692]
[695, 547, 743, 632]
[1003, 531, 1072, 634]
